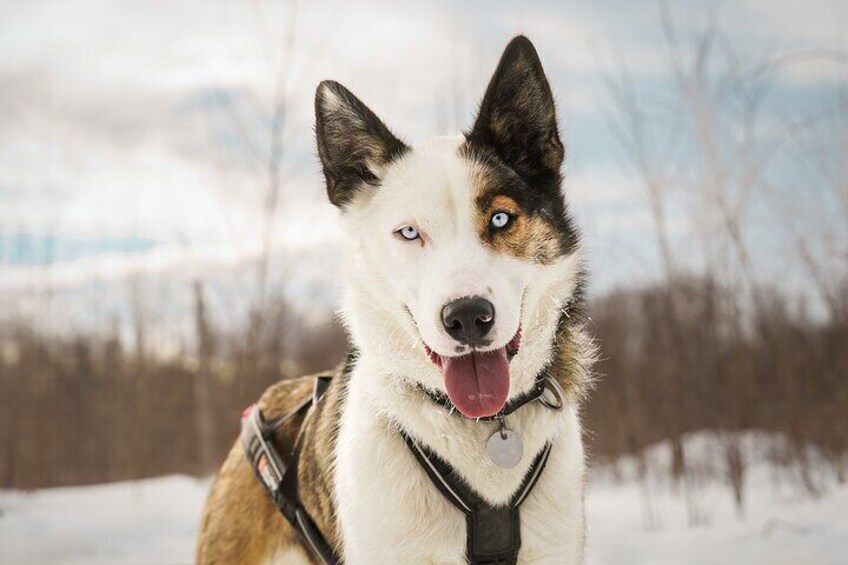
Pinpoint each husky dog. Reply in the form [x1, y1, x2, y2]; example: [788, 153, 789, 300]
[197, 36, 594, 564]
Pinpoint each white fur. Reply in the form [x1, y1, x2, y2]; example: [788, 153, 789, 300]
[333, 135, 588, 563]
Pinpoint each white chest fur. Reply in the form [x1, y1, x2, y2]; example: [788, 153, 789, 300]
[333, 357, 586, 564]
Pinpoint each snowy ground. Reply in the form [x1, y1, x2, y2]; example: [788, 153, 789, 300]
[586, 434, 848, 565]
[2, 434, 846, 565]
[0, 475, 207, 565]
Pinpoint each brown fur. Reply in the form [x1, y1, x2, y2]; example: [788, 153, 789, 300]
[196, 364, 350, 564]
[473, 185, 564, 265]
[549, 305, 595, 405]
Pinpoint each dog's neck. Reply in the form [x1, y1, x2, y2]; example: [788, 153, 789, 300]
[340, 249, 591, 506]
[345, 348, 570, 506]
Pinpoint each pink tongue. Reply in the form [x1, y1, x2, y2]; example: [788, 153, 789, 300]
[443, 348, 510, 418]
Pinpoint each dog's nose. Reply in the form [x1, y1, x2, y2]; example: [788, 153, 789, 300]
[441, 296, 495, 346]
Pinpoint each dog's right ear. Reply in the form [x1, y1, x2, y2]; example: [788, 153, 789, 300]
[315, 81, 408, 209]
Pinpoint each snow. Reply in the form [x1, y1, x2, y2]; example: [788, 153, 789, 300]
[0, 476, 208, 565]
[586, 439, 848, 565]
[1, 434, 847, 564]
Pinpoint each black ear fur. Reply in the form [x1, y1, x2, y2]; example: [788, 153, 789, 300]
[466, 36, 564, 180]
[315, 80, 408, 208]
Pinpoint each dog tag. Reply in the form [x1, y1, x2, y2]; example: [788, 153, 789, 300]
[486, 427, 524, 469]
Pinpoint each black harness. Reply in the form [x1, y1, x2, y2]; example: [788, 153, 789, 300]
[401, 431, 551, 564]
[241, 376, 340, 565]
[241, 373, 557, 565]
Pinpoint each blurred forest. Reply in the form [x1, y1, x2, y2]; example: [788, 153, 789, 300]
[1, 3, 846, 526]
[0, 292, 346, 488]
[3, 279, 846, 495]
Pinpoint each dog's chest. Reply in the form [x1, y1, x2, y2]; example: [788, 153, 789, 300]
[332, 375, 586, 564]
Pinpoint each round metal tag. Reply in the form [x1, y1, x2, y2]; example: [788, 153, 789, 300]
[486, 428, 524, 469]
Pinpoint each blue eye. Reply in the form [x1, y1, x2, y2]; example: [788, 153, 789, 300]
[398, 225, 420, 241]
[491, 212, 511, 229]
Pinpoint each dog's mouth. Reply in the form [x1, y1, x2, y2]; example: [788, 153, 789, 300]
[423, 329, 521, 419]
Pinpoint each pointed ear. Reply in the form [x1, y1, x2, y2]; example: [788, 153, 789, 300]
[466, 36, 564, 179]
[315, 80, 408, 208]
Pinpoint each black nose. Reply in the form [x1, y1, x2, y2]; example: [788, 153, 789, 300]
[441, 296, 495, 346]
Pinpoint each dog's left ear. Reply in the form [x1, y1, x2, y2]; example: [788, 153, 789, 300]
[315, 80, 408, 208]
[466, 36, 564, 179]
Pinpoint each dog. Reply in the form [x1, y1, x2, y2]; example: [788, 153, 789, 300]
[197, 35, 595, 564]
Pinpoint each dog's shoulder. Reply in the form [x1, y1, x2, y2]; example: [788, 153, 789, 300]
[258, 358, 353, 414]
[297, 357, 354, 552]
[196, 375, 322, 564]
[255, 365, 346, 460]
[258, 374, 317, 418]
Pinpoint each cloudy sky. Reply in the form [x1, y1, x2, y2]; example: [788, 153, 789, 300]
[1, 0, 845, 330]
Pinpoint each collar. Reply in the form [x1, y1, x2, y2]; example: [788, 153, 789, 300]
[418, 370, 565, 421]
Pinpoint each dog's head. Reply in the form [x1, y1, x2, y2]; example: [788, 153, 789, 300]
[316, 36, 582, 418]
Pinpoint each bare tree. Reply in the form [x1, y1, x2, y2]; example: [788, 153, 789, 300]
[602, 0, 848, 519]
[193, 280, 216, 474]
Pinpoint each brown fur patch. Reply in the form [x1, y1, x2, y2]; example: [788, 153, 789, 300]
[462, 36, 579, 264]
[296, 366, 349, 550]
[537, 271, 595, 405]
[471, 169, 565, 264]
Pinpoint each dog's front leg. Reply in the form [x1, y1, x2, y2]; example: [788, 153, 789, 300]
[335, 392, 467, 564]
[517, 411, 587, 564]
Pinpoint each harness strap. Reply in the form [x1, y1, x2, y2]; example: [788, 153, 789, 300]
[241, 375, 340, 565]
[242, 371, 554, 565]
[401, 430, 552, 565]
